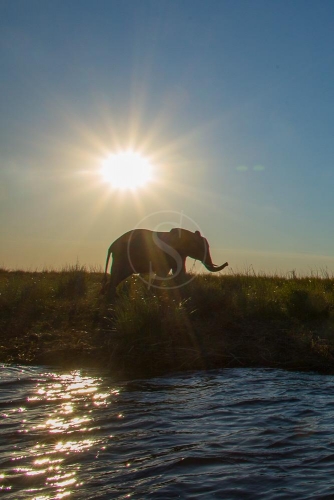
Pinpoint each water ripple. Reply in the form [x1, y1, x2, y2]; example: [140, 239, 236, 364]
[1, 365, 334, 499]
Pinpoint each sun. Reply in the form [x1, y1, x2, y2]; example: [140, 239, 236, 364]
[100, 150, 153, 190]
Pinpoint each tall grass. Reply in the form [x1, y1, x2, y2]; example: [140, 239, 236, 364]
[1, 268, 334, 377]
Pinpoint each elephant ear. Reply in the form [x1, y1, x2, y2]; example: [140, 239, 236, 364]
[169, 227, 182, 241]
[170, 228, 190, 249]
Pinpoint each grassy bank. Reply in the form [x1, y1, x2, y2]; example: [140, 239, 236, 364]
[1, 266, 334, 379]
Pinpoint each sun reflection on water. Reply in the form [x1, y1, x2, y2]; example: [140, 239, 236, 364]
[3, 369, 118, 499]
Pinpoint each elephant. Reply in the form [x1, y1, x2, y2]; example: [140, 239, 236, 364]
[101, 228, 228, 294]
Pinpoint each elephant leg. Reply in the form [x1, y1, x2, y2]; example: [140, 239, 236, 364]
[151, 270, 170, 288]
[100, 277, 108, 295]
[168, 260, 187, 288]
[171, 259, 186, 279]
[150, 261, 186, 289]
[107, 259, 133, 294]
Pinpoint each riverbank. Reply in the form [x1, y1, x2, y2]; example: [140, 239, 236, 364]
[1, 267, 334, 379]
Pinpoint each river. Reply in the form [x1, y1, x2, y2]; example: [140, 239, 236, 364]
[1, 365, 334, 499]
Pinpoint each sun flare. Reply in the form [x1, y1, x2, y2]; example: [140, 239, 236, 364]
[100, 150, 153, 190]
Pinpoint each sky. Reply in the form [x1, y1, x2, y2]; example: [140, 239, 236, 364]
[1, 0, 334, 275]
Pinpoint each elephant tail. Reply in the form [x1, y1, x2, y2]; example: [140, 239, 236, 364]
[102, 244, 113, 283]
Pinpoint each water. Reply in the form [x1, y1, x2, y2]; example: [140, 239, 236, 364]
[1, 366, 334, 499]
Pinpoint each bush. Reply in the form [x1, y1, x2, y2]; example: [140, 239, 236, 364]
[1, 268, 334, 376]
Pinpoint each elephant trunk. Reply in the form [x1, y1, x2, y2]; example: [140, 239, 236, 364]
[204, 261, 228, 272]
[202, 249, 228, 273]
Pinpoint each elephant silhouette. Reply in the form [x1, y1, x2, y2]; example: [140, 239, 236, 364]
[101, 228, 228, 294]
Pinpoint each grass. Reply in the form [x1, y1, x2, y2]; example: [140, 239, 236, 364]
[1, 266, 334, 379]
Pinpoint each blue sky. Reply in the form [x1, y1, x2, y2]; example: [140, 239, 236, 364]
[1, 0, 334, 274]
